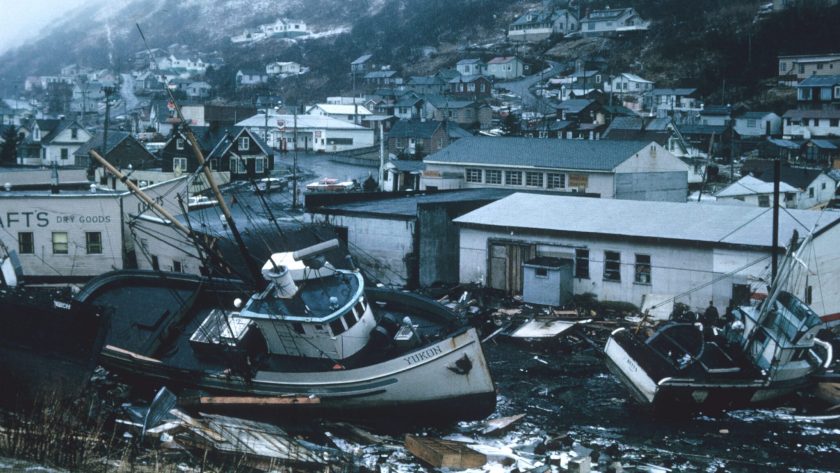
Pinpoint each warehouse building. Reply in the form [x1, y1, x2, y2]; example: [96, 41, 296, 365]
[454, 193, 840, 318]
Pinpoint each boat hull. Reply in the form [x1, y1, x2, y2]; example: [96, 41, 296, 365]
[605, 328, 814, 411]
[79, 271, 496, 423]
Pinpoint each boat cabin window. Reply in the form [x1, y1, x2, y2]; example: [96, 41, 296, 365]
[292, 322, 305, 335]
[342, 312, 356, 330]
[330, 318, 347, 336]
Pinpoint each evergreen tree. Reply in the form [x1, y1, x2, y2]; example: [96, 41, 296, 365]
[0, 127, 18, 165]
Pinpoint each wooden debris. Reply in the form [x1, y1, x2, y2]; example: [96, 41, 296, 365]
[480, 413, 526, 435]
[511, 318, 591, 339]
[405, 434, 486, 469]
[184, 395, 320, 406]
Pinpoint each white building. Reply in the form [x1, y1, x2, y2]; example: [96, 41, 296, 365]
[487, 57, 525, 80]
[236, 113, 375, 152]
[580, 8, 649, 35]
[605, 73, 654, 95]
[0, 178, 188, 280]
[456, 59, 487, 76]
[40, 120, 92, 166]
[508, 8, 578, 42]
[783, 109, 840, 138]
[306, 103, 373, 125]
[733, 112, 782, 137]
[421, 137, 690, 202]
[454, 192, 840, 319]
[266, 61, 304, 77]
[714, 175, 799, 208]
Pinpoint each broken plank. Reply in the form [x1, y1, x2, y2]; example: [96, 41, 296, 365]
[405, 434, 486, 469]
[480, 413, 525, 435]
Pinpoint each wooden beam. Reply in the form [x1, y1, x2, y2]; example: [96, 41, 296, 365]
[405, 434, 486, 469]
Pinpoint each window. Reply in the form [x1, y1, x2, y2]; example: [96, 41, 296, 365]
[151, 255, 160, 271]
[831, 119, 839, 127]
[535, 267, 548, 278]
[238, 137, 250, 150]
[799, 64, 805, 74]
[230, 156, 246, 174]
[466, 168, 482, 183]
[604, 251, 621, 282]
[85, 232, 102, 254]
[71, 128, 78, 139]
[747, 119, 757, 128]
[809, 187, 815, 198]
[806, 285, 813, 305]
[52, 232, 68, 254]
[327, 138, 354, 145]
[485, 169, 502, 184]
[173, 157, 187, 172]
[575, 248, 589, 279]
[176, 138, 185, 150]
[798, 88, 812, 100]
[546, 173, 565, 189]
[173, 261, 182, 272]
[525, 171, 543, 187]
[835, 86, 840, 99]
[254, 157, 265, 174]
[329, 317, 347, 336]
[18, 232, 34, 254]
[758, 195, 770, 207]
[505, 171, 522, 185]
[822, 182, 827, 190]
[60, 148, 68, 160]
[634, 254, 651, 284]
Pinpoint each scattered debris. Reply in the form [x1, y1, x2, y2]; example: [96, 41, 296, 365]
[480, 413, 526, 436]
[405, 434, 487, 469]
[510, 318, 592, 339]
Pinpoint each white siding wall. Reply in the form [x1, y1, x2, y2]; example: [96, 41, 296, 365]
[0, 195, 123, 277]
[796, 174, 836, 209]
[458, 226, 770, 313]
[133, 217, 202, 274]
[308, 214, 414, 285]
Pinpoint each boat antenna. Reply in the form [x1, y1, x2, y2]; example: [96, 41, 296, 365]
[136, 23, 264, 288]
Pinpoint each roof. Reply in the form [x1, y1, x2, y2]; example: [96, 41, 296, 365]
[584, 8, 634, 21]
[237, 69, 265, 76]
[423, 136, 652, 172]
[810, 139, 838, 150]
[310, 104, 373, 116]
[797, 75, 840, 87]
[457, 58, 485, 66]
[314, 188, 516, 219]
[783, 109, 840, 119]
[236, 113, 370, 131]
[741, 160, 824, 189]
[388, 120, 443, 140]
[617, 72, 651, 83]
[511, 9, 555, 27]
[488, 57, 519, 65]
[388, 159, 426, 173]
[700, 105, 732, 116]
[408, 76, 444, 86]
[739, 111, 777, 119]
[365, 70, 398, 79]
[207, 127, 271, 160]
[602, 117, 673, 145]
[351, 54, 373, 65]
[649, 88, 698, 96]
[448, 74, 490, 84]
[454, 193, 840, 250]
[41, 119, 84, 143]
[72, 130, 132, 157]
[556, 99, 596, 114]
[768, 138, 802, 150]
[715, 175, 799, 197]
[679, 124, 729, 136]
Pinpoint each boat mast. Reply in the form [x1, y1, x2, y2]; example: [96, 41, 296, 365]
[771, 158, 780, 282]
[135, 23, 263, 287]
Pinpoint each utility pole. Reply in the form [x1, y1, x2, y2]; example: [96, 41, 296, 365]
[292, 105, 299, 208]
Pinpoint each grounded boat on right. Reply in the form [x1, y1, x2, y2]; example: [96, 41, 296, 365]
[605, 233, 834, 410]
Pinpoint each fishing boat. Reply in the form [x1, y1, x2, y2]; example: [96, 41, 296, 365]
[604, 232, 834, 410]
[75, 239, 496, 422]
[305, 177, 356, 193]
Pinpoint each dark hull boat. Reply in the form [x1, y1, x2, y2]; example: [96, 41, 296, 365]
[0, 291, 107, 407]
[605, 235, 833, 411]
[75, 242, 496, 423]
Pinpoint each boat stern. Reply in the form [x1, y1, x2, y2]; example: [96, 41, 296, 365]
[604, 328, 658, 405]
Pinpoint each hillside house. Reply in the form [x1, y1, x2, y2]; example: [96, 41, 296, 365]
[699, 105, 733, 126]
[364, 70, 403, 87]
[405, 76, 447, 95]
[487, 57, 524, 80]
[508, 8, 578, 42]
[605, 73, 653, 97]
[307, 103, 373, 125]
[603, 116, 691, 158]
[796, 75, 840, 106]
[734, 112, 783, 137]
[447, 75, 493, 99]
[456, 59, 487, 76]
[351, 54, 375, 76]
[580, 8, 648, 36]
[185, 81, 212, 99]
[778, 53, 840, 84]
[394, 95, 426, 120]
[783, 109, 840, 138]
[741, 160, 840, 208]
[453, 193, 840, 315]
[203, 127, 273, 181]
[421, 137, 689, 201]
[715, 175, 799, 208]
[40, 120, 91, 166]
[425, 98, 492, 130]
[266, 61, 303, 77]
[387, 119, 468, 158]
[645, 88, 703, 119]
[235, 69, 268, 88]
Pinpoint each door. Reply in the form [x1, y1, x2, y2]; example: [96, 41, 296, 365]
[488, 242, 535, 294]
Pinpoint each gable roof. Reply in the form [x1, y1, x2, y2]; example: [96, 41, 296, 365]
[649, 88, 698, 96]
[310, 103, 373, 115]
[488, 56, 519, 65]
[73, 130, 132, 157]
[207, 127, 271, 160]
[387, 120, 443, 140]
[556, 99, 596, 114]
[715, 175, 799, 198]
[351, 54, 373, 65]
[454, 193, 839, 250]
[741, 160, 825, 190]
[738, 111, 777, 120]
[423, 136, 652, 172]
[365, 70, 398, 79]
[797, 75, 840, 87]
[584, 8, 635, 21]
[41, 119, 85, 143]
[457, 58, 485, 66]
